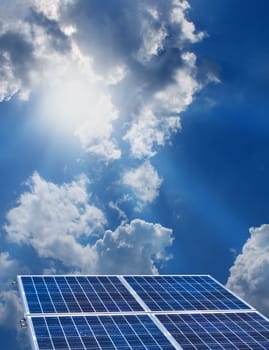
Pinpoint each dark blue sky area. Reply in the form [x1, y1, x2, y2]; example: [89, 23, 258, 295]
[155, 0, 269, 282]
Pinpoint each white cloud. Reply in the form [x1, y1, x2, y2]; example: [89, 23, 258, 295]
[106, 65, 127, 86]
[74, 93, 121, 161]
[124, 107, 180, 159]
[123, 52, 199, 159]
[170, 3, 205, 44]
[136, 1, 204, 64]
[109, 200, 128, 223]
[4, 173, 172, 276]
[0, 252, 24, 328]
[5, 172, 105, 271]
[122, 160, 163, 209]
[0, 252, 19, 283]
[0, 289, 22, 327]
[0, 252, 33, 349]
[137, 21, 167, 64]
[0, 57, 20, 102]
[0, 0, 73, 102]
[154, 52, 200, 114]
[32, 0, 73, 21]
[227, 224, 269, 316]
[94, 219, 173, 274]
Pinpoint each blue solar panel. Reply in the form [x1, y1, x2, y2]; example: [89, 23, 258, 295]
[124, 275, 251, 311]
[31, 314, 176, 350]
[20, 276, 144, 314]
[157, 312, 269, 349]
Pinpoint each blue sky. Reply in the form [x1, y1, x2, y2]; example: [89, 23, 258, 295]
[1, 1, 269, 348]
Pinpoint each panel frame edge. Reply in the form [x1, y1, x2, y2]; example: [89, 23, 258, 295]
[17, 275, 30, 315]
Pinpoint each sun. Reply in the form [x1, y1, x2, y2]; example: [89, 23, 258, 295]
[36, 67, 119, 149]
[39, 74, 99, 132]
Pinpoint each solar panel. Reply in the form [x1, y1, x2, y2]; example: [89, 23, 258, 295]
[157, 311, 269, 349]
[30, 314, 176, 350]
[124, 275, 251, 312]
[19, 275, 144, 314]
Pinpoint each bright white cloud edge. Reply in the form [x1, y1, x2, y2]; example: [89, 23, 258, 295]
[227, 224, 269, 317]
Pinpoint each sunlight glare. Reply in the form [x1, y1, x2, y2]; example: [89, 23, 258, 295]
[37, 66, 119, 149]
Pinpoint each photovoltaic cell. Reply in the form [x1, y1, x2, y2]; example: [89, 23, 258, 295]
[157, 312, 269, 350]
[124, 275, 250, 312]
[31, 314, 176, 350]
[21, 276, 144, 314]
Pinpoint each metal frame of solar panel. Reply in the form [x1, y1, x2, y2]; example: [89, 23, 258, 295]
[18, 275, 269, 350]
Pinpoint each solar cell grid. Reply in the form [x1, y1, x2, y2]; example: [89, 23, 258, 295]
[157, 312, 269, 350]
[124, 275, 250, 312]
[31, 314, 176, 350]
[21, 276, 144, 314]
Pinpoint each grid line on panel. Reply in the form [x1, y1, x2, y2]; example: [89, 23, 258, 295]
[35, 276, 57, 314]
[62, 277, 85, 314]
[51, 277, 74, 314]
[26, 276, 43, 314]
[186, 275, 247, 311]
[157, 312, 269, 350]
[66, 276, 105, 313]
[95, 277, 121, 313]
[159, 276, 204, 311]
[62, 316, 87, 350]
[124, 275, 251, 312]
[227, 312, 269, 348]
[49, 316, 71, 350]
[170, 276, 218, 311]
[51, 276, 82, 313]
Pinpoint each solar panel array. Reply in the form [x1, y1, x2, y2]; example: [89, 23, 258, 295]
[18, 275, 269, 350]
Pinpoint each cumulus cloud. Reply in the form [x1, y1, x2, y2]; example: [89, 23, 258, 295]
[4, 173, 173, 275]
[153, 52, 200, 114]
[95, 219, 173, 274]
[170, 0, 205, 44]
[122, 160, 163, 209]
[124, 107, 180, 159]
[122, 52, 200, 160]
[5, 172, 105, 271]
[227, 224, 269, 317]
